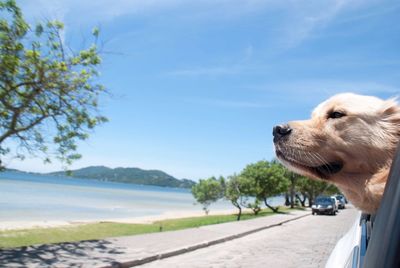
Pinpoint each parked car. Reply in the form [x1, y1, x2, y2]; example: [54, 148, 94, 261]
[335, 195, 346, 209]
[312, 196, 337, 215]
[330, 196, 340, 212]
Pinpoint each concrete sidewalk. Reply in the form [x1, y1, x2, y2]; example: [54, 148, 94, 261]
[0, 210, 309, 268]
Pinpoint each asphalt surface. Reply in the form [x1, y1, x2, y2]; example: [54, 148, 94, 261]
[0, 210, 309, 268]
[140, 207, 359, 268]
[0, 208, 358, 268]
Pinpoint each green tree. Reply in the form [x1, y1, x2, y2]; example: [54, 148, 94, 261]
[280, 165, 302, 208]
[224, 174, 246, 220]
[191, 177, 224, 215]
[296, 177, 340, 206]
[241, 160, 289, 212]
[0, 0, 107, 168]
[246, 199, 262, 215]
[232, 173, 261, 215]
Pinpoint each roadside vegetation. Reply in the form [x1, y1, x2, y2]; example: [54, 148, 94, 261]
[0, 206, 304, 249]
[192, 160, 339, 220]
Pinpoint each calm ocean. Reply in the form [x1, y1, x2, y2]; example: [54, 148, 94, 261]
[0, 171, 284, 222]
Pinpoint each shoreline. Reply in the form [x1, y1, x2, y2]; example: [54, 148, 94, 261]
[0, 208, 244, 231]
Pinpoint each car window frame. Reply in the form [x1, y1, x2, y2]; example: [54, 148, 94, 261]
[363, 142, 400, 268]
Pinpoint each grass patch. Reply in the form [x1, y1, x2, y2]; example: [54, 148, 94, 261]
[0, 206, 302, 249]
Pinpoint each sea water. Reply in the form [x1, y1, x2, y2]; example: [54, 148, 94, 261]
[0, 171, 284, 222]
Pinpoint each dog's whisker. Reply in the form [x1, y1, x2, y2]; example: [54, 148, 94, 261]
[314, 152, 333, 172]
[308, 151, 322, 166]
[305, 151, 318, 166]
[304, 151, 319, 165]
[314, 152, 328, 164]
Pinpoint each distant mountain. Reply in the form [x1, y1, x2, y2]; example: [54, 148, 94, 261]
[47, 166, 196, 189]
[3, 168, 19, 172]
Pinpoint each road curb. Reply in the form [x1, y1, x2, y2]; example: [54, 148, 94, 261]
[102, 213, 310, 268]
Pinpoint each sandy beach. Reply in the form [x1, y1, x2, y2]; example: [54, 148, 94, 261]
[0, 208, 242, 231]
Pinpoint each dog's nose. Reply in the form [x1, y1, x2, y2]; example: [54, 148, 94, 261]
[273, 124, 292, 142]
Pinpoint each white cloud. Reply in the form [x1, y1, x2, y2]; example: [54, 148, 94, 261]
[19, 0, 267, 22]
[19, 0, 380, 50]
[166, 44, 258, 77]
[335, 2, 400, 25]
[166, 65, 245, 76]
[286, 80, 399, 96]
[275, 0, 368, 48]
[183, 97, 270, 109]
[246, 80, 399, 104]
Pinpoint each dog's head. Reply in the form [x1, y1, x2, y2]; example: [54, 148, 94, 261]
[273, 93, 400, 187]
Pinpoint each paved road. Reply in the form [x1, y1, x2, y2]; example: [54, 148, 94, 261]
[140, 207, 359, 268]
[0, 210, 309, 268]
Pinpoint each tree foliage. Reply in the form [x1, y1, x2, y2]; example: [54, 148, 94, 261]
[296, 176, 340, 206]
[0, 0, 107, 167]
[277, 162, 302, 208]
[224, 174, 246, 220]
[240, 160, 289, 212]
[191, 176, 224, 215]
[190, 159, 342, 218]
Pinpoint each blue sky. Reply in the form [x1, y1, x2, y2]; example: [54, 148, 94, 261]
[7, 0, 400, 180]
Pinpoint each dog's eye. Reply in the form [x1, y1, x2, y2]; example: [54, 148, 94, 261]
[328, 111, 346, 119]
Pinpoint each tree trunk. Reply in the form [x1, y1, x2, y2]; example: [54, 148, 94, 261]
[252, 206, 261, 215]
[303, 196, 307, 207]
[284, 192, 290, 206]
[203, 205, 210, 215]
[264, 198, 279, 213]
[308, 193, 314, 207]
[295, 193, 306, 207]
[236, 206, 242, 221]
[290, 184, 295, 208]
[301, 191, 308, 207]
[290, 174, 296, 208]
[232, 201, 242, 221]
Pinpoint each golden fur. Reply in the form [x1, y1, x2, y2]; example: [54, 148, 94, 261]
[274, 93, 400, 213]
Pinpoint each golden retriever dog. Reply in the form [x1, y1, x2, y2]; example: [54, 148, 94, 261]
[273, 93, 400, 214]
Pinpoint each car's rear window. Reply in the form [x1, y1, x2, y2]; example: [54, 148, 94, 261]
[316, 197, 332, 203]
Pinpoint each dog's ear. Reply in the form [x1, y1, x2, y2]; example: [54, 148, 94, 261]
[380, 98, 400, 133]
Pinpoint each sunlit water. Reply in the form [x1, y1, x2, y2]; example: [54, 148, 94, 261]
[0, 171, 284, 222]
